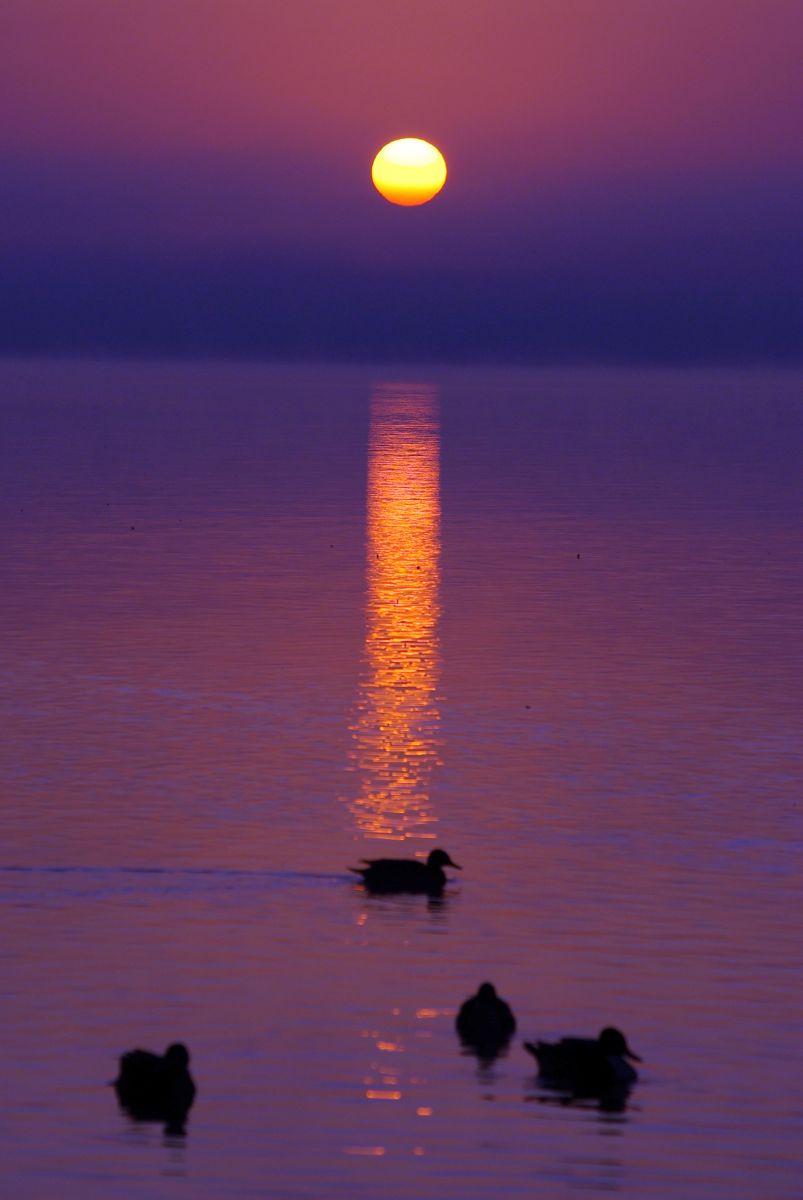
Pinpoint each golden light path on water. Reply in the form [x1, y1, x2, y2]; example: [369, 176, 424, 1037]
[348, 383, 442, 843]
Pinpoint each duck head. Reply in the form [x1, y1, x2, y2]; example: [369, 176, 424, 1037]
[164, 1043, 191, 1069]
[598, 1027, 641, 1061]
[428, 849, 461, 870]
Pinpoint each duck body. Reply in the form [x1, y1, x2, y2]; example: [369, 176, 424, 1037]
[350, 848, 461, 895]
[456, 982, 516, 1057]
[524, 1027, 640, 1099]
[114, 1042, 196, 1128]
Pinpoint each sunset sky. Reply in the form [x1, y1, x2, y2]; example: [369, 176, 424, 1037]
[1, 0, 801, 362]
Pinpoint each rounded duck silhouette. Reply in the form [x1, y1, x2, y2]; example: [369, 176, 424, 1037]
[350, 848, 461, 894]
[524, 1026, 641, 1105]
[456, 982, 516, 1059]
[113, 1042, 196, 1133]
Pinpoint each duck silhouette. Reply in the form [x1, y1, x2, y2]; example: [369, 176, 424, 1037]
[113, 1042, 196, 1133]
[524, 1026, 641, 1104]
[456, 982, 516, 1060]
[350, 848, 461, 894]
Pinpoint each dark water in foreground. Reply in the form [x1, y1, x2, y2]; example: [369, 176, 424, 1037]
[1, 360, 802, 1199]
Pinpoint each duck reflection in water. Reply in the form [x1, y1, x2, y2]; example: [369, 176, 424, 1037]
[113, 1042, 196, 1135]
[456, 982, 517, 1065]
[350, 847, 461, 896]
[524, 1026, 641, 1112]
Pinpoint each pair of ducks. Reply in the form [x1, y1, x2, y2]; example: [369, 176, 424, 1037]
[113, 851, 460, 1128]
[458, 982, 641, 1101]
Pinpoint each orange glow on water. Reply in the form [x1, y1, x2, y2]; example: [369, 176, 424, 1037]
[349, 384, 441, 841]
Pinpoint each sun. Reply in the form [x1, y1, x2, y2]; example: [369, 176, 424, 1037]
[371, 138, 447, 207]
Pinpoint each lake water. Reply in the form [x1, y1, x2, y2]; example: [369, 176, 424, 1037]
[1, 360, 801, 1199]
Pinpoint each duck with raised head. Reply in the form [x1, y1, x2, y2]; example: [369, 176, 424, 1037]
[524, 1026, 641, 1097]
[113, 1042, 196, 1129]
[456, 982, 516, 1057]
[350, 848, 461, 894]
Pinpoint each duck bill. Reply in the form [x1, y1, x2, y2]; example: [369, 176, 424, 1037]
[447, 859, 462, 869]
[625, 1047, 642, 1062]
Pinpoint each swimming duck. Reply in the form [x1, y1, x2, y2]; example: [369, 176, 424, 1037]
[524, 1026, 641, 1096]
[350, 848, 461, 894]
[113, 1042, 196, 1130]
[456, 982, 516, 1056]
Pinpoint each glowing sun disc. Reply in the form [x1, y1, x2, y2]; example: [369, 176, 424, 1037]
[371, 138, 447, 207]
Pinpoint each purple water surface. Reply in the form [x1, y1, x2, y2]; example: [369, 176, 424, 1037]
[1, 361, 801, 1199]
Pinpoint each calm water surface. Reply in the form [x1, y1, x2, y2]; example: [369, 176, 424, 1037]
[1, 361, 802, 1199]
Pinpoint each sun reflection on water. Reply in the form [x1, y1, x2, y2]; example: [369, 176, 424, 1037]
[348, 383, 442, 843]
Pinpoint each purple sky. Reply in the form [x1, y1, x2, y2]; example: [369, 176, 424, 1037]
[1, 0, 801, 362]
